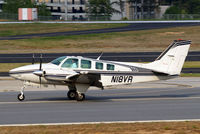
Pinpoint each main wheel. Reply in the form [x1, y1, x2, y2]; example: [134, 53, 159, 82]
[67, 90, 76, 100]
[17, 93, 25, 101]
[75, 93, 85, 101]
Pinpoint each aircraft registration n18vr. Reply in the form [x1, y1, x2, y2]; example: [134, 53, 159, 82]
[9, 40, 191, 101]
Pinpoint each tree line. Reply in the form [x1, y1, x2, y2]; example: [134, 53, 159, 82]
[2, 0, 200, 17]
[165, 0, 200, 14]
[2, 0, 51, 16]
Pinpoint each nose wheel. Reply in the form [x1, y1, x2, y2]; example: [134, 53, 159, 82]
[17, 93, 25, 101]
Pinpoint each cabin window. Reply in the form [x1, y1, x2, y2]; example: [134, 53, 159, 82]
[51, 56, 66, 65]
[96, 62, 103, 70]
[61, 58, 79, 68]
[107, 64, 115, 70]
[81, 59, 91, 69]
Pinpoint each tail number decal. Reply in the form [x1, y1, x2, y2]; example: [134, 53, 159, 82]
[111, 76, 133, 83]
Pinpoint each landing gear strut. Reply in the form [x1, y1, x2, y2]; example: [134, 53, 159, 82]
[75, 92, 85, 101]
[17, 85, 26, 101]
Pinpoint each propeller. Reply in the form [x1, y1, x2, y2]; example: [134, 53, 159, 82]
[39, 54, 42, 86]
[33, 54, 44, 87]
[32, 53, 35, 64]
[39, 54, 42, 71]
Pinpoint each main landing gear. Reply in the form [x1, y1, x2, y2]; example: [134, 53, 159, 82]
[67, 90, 76, 100]
[17, 85, 26, 101]
[67, 90, 85, 101]
[67, 84, 89, 101]
[16, 83, 88, 102]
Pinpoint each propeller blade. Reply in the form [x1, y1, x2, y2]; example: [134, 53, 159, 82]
[39, 76, 42, 87]
[39, 54, 42, 71]
[39, 54, 43, 87]
[32, 53, 35, 64]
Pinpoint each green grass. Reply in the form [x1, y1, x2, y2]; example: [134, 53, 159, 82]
[0, 63, 30, 72]
[1, 121, 200, 134]
[183, 61, 200, 68]
[31, 29, 153, 41]
[181, 73, 200, 77]
[0, 23, 128, 37]
[0, 25, 199, 53]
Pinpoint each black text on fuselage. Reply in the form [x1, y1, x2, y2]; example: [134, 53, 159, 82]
[111, 76, 133, 83]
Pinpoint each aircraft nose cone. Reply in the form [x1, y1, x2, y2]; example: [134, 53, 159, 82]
[9, 67, 22, 79]
[9, 68, 17, 75]
[9, 67, 21, 74]
[9, 68, 17, 73]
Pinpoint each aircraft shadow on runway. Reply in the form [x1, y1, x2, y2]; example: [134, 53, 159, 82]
[26, 90, 200, 102]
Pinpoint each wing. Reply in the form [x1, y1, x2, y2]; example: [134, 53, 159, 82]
[43, 69, 103, 88]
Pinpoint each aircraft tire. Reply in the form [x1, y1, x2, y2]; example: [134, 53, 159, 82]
[17, 93, 25, 101]
[67, 90, 76, 100]
[75, 93, 85, 101]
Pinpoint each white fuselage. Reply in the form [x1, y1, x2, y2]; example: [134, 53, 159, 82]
[9, 40, 190, 101]
[9, 56, 174, 88]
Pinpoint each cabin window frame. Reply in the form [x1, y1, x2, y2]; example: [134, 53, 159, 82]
[81, 59, 92, 69]
[51, 56, 67, 66]
[95, 62, 103, 70]
[107, 64, 115, 71]
[61, 58, 79, 68]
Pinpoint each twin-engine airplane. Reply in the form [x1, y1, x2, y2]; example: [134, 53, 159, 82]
[9, 40, 191, 101]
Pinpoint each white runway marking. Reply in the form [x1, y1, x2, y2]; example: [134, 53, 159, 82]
[1, 119, 200, 127]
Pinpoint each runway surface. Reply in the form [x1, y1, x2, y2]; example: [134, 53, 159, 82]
[0, 77, 200, 125]
[0, 22, 200, 40]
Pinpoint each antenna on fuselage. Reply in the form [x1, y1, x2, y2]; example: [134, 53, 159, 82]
[97, 52, 103, 60]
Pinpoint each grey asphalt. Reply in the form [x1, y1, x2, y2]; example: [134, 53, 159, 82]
[0, 22, 200, 40]
[0, 77, 200, 125]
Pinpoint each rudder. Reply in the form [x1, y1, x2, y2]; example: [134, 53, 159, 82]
[146, 40, 191, 75]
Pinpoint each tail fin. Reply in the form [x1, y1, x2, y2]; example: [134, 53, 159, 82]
[146, 40, 191, 75]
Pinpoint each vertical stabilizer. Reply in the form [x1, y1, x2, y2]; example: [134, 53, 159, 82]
[146, 40, 191, 75]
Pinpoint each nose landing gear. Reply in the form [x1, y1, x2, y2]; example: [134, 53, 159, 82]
[17, 93, 25, 101]
[17, 85, 26, 101]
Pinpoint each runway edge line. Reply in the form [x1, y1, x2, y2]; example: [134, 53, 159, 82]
[1, 119, 200, 127]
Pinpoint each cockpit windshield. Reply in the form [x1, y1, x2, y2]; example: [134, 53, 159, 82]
[51, 56, 66, 65]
